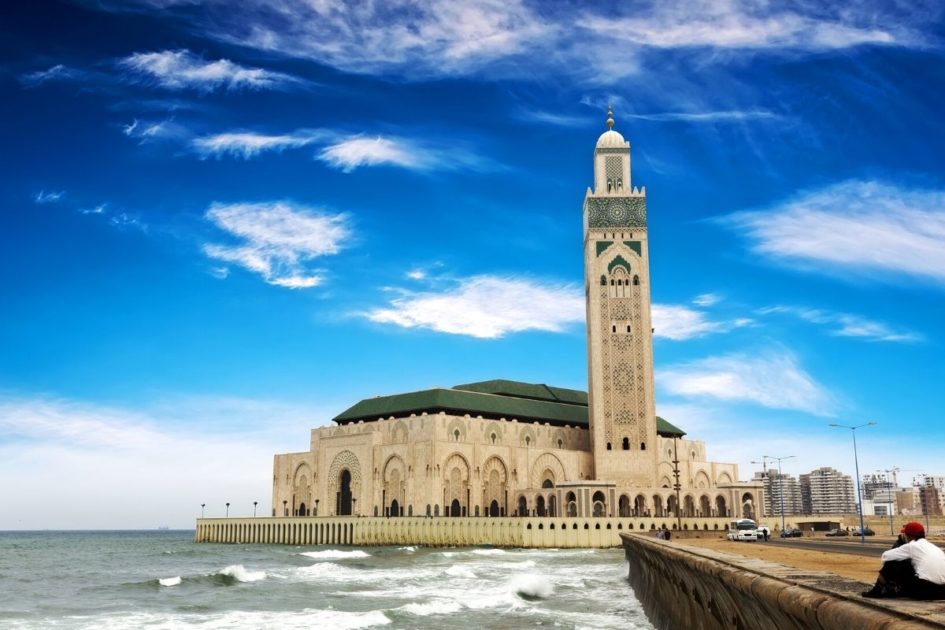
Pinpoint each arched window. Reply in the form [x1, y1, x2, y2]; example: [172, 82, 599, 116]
[525, 436, 531, 447]
[626, 324, 631, 333]
[557, 438, 563, 448]
[600, 275, 607, 286]
[490, 432, 497, 444]
[453, 429, 460, 441]
[640, 442, 646, 450]
[606, 442, 612, 450]
[622, 437, 630, 450]
[612, 324, 617, 333]
[633, 275, 639, 286]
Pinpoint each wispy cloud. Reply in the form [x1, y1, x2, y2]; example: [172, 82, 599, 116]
[692, 293, 721, 307]
[118, 49, 298, 91]
[759, 305, 922, 343]
[95, 1, 922, 84]
[318, 135, 497, 173]
[659, 349, 835, 416]
[651, 300, 749, 340]
[365, 275, 584, 338]
[579, 3, 900, 51]
[20, 64, 82, 86]
[192, 130, 327, 159]
[203, 201, 349, 289]
[122, 118, 189, 143]
[34, 190, 64, 204]
[724, 180, 945, 284]
[80, 203, 106, 215]
[625, 110, 779, 122]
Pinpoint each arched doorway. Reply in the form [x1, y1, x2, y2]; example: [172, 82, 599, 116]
[566, 491, 577, 517]
[635, 494, 647, 517]
[548, 495, 557, 517]
[652, 494, 664, 517]
[517, 496, 528, 517]
[618, 495, 631, 517]
[742, 492, 755, 519]
[716, 495, 728, 517]
[389, 499, 400, 517]
[536, 495, 546, 517]
[700, 495, 711, 516]
[592, 491, 606, 517]
[337, 469, 352, 516]
[298, 502, 307, 516]
[450, 499, 461, 517]
[684, 495, 695, 517]
[667, 495, 678, 516]
[489, 500, 500, 517]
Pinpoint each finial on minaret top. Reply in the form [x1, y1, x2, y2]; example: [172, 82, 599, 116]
[606, 105, 614, 130]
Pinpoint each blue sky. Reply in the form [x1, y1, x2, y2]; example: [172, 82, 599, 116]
[2, 0, 944, 529]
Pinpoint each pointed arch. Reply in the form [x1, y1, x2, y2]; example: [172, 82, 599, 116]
[530, 452, 566, 489]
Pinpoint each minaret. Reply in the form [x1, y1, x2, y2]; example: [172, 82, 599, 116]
[583, 108, 657, 486]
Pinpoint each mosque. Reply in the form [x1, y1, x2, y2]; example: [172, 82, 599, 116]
[271, 111, 762, 526]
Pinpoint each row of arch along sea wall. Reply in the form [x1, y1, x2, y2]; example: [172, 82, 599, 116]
[195, 516, 736, 547]
[619, 532, 945, 630]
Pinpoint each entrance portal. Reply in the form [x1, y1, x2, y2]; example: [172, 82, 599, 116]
[337, 469, 352, 516]
[450, 499, 461, 516]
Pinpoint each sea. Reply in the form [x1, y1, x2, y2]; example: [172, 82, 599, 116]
[0, 530, 655, 629]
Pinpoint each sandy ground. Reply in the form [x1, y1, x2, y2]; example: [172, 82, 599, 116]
[680, 537, 880, 584]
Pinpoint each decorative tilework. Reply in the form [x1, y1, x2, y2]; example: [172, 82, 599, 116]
[624, 241, 642, 256]
[596, 241, 613, 256]
[586, 197, 646, 228]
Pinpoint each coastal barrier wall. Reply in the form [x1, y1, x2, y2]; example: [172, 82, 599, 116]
[195, 515, 731, 547]
[620, 533, 945, 630]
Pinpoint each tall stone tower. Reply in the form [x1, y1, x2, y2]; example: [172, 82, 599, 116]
[583, 108, 658, 486]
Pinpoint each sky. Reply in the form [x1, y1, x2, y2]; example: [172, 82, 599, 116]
[1, 0, 944, 529]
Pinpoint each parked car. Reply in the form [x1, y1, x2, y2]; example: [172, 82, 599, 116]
[826, 528, 850, 537]
[853, 527, 876, 536]
[780, 528, 803, 538]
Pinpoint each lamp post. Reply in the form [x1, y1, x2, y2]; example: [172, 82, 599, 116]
[917, 474, 931, 532]
[225, 502, 230, 518]
[201, 503, 205, 518]
[253, 501, 258, 518]
[672, 434, 682, 531]
[830, 421, 876, 543]
[765, 455, 795, 534]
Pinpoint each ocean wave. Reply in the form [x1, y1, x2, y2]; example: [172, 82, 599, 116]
[444, 565, 476, 578]
[398, 599, 463, 616]
[15, 609, 391, 630]
[158, 576, 181, 587]
[216, 565, 266, 583]
[398, 546, 417, 552]
[509, 574, 554, 600]
[470, 548, 506, 556]
[301, 549, 371, 560]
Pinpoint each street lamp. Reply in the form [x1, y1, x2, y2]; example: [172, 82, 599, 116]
[764, 455, 795, 534]
[253, 501, 258, 518]
[225, 502, 230, 518]
[672, 434, 682, 531]
[830, 421, 876, 543]
[880, 468, 899, 535]
[201, 503, 205, 518]
[916, 474, 931, 532]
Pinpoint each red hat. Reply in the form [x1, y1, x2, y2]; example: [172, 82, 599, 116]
[903, 522, 925, 537]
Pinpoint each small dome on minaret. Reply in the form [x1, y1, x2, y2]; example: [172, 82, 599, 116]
[596, 105, 628, 149]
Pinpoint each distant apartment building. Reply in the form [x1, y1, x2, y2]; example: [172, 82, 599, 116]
[753, 469, 803, 516]
[897, 487, 921, 516]
[800, 467, 856, 514]
[920, 485, 943, 517]
[922, 476, 945, 513]
[862, 473, 897, 516]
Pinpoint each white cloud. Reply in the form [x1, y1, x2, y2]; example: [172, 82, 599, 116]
[81, 203, 106, 215]
[365, 275, 584, 338]
[625, 110, 779, 122]
[579, 3, 897, 51]
[406, 269, 427, 280]
[104, 1, 918, 84]
[20, 64, 81, 86]
[318, 135, 496, 173]
[0, 394, 323, 529]
[203, 201, 349, 289]
[192, 130, 326, 159]
[692, 293, 721, 307]
[122, 118, 188, 142]
[726, 181, 945, 284]
[651, 304, 726, 340]
[118, 49, 297, 91]
[759, 305, 922, 343]
[34, 190, 64, 204]
[658, 349, 835, 416]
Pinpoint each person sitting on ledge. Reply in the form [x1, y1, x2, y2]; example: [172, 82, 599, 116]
[862, 521, 945, 600]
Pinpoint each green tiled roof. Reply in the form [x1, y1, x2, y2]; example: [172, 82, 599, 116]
[332, 379, 687, 436]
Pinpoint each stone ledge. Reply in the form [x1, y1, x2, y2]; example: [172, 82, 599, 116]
[620, 533, 945, 629]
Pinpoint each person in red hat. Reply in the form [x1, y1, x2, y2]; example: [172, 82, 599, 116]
[862, 521, 945, 599]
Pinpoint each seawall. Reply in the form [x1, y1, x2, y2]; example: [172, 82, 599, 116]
[620, 533, 945, 630]
[195, 515, 730, 547]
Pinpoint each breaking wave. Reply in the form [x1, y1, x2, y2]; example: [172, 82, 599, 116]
[445, 565, 476, 578]
[216, 565, 266, 583]
[158, 576, 181, 587]
[509, 574, 554, 600]
[301, 549, 371, 560]
[398, 599, 463, 616]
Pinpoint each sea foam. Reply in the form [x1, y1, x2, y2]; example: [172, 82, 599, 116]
[399, 599, 463, 616]
[301, 549, 371, 560]
[218, 565, 266, 582]
[509, 574, 554, 600]
[445, 565, 476, 578]
[158, 576, 181, 587]
[470, 548, 506, 556]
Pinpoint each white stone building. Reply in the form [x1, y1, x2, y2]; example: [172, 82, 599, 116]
[271, 111, 763, 527]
